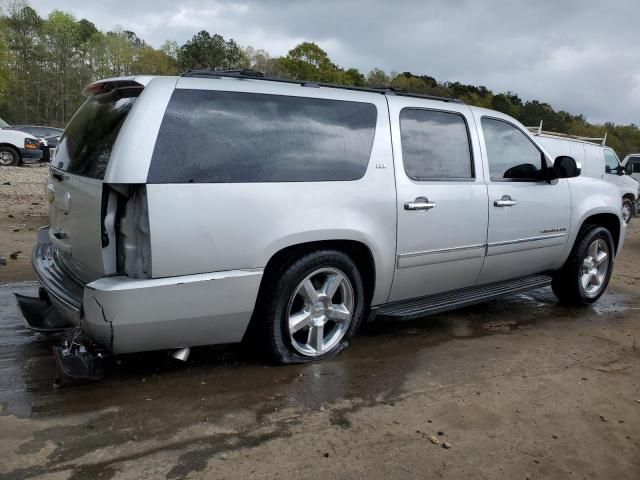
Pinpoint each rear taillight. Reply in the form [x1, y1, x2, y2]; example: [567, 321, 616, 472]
[117, 186, 151, 278]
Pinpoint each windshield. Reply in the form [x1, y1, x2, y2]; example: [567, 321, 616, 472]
[54, 88, 140, 179]
[0, 118, 10, 129]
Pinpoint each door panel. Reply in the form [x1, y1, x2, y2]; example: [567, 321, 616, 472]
[387, 97, 489, 302]
[475, 115, 571, 284]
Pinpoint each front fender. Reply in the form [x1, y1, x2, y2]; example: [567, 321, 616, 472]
[563, 177, 626, 261]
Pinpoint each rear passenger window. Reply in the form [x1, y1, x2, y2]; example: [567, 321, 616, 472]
[482, 117, 545, 181]
[148, 90, 377, 183]
[400, 109, 473, 180]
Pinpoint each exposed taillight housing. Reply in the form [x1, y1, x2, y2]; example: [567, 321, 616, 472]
[117, 186, 152, 278]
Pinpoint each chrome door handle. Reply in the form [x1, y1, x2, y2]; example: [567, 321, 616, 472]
[404, 197, 436, 211]
[494, 195, 517, 207]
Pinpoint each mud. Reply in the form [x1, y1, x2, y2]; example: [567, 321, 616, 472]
[0, 167, 639, 479]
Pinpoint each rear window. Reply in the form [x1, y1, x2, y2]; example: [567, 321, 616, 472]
[147, 90, 378, 183]
[54, 89, 139, 179]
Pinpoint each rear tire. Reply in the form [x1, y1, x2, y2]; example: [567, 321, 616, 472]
[622, 198, 634, 224]
[0, 147, 19, 166]
[551, 226, 614, 305]
[258, 250, 365, 364]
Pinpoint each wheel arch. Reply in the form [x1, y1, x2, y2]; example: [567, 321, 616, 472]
[257, 239, 377, 308]
[576, 212, 621, 253]
[0, 143, 21, 160]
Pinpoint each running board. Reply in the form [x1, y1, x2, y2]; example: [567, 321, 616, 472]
[378, 274, 552, 321]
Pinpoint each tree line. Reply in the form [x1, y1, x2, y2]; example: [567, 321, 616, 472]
[1, 2, 638, 157]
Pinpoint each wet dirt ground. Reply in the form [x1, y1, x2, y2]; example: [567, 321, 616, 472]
[0, 167, 639, 479]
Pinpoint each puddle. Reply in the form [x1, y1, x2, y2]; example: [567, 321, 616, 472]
[0, 281, 634, 422]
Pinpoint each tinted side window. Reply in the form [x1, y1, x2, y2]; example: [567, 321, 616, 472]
[400, 109, 473, 180]
[632, 159, 640, 173]
[482, 118, 545, 181]
[148, 90, 377, 183]
[604, 150, 620, 173]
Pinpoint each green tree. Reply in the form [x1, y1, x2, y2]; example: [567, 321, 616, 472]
[132, 46, 177, 75]
[366, 68, 390, 87]
[1, 4, 44, 123]
[245, 46, 282, 76]
[177, 31, 246, 71]
[277, 42, 344, 83]
[342, 68, 365, 86]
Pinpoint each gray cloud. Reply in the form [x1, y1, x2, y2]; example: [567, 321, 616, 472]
[29, 0, 639, 124]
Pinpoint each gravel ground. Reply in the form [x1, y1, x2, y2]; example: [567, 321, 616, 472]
[0, 165, 49, 282]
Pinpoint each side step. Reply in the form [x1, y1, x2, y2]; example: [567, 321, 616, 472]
[378, 274, 552, 321]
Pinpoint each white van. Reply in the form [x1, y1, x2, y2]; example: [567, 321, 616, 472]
[532, 132, 639, 223]
[0, 117, 43, 165]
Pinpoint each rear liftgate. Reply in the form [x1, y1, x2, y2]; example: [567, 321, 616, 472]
[15, 184, 151, 380]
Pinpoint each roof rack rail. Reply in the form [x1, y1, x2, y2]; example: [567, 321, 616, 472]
[180, 69, 463, 104]
[526, 122, 607, 147]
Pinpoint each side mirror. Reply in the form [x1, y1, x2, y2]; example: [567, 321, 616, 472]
[553, 155, 581, 178]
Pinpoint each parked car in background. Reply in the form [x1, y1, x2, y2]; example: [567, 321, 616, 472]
[0, 117, 43, 166]
[622, 154, 640, 183]
[17, 72, 626, 379]
[13, 125, 64, 162]
[532, 130, 639, 224]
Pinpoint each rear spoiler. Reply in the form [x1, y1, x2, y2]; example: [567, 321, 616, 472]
[83, 76, 155, 97]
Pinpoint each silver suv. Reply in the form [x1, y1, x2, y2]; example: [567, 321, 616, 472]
[17, 71, 627, 374]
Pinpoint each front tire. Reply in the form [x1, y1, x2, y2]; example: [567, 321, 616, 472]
[259, 250, 365, 364]
[622, 198, 634, 224]
[0, 147, 19, 166]
[552, 226, 614, 305]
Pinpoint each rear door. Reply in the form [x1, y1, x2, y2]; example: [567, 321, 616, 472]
[388, 97, 488, 302]
[475, 115, 571, 284]
[48, 83, 143, 277]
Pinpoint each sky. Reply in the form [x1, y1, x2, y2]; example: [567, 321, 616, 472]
[28, 0, 640, 125]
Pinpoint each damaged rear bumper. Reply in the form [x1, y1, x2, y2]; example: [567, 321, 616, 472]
[23, 227, 263, 354]
[21, 228, 84, 330]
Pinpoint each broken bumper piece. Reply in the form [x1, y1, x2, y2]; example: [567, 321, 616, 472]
[53, 336, 108, 381]
[15, 289, 73, 332]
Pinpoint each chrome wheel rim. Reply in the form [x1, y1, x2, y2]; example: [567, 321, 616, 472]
[580, 239, 610, 297]
[0, 151, 13, 166]
[622, 202, 631, 223]
[286, 267, 354, 357]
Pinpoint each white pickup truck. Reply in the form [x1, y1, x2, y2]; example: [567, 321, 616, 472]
[0, 117, 43, 166]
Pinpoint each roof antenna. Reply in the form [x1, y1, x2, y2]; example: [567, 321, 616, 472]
[538, 120, 543, 135]
[601, 132, 607, 146]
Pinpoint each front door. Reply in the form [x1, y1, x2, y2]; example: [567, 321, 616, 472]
[475, 115, 571, 284]
[388, 97, 488, 302]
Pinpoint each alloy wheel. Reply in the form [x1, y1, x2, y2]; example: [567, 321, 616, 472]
[0, 151, 14, 166]
[622, 202, 632, 223]
[580, 239, 610, 297]
[286, 267, 354, 357]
